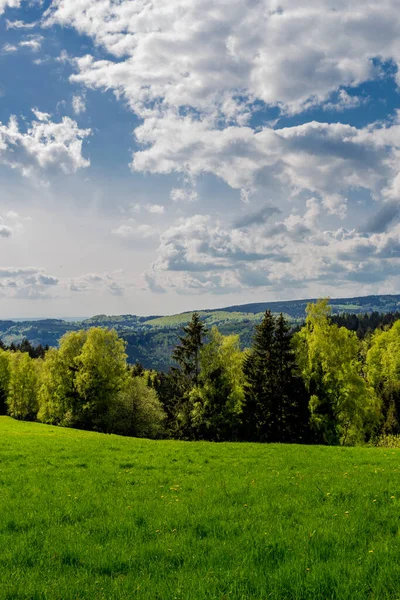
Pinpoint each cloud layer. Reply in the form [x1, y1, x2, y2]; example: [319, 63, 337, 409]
[1, 0, 400, 312]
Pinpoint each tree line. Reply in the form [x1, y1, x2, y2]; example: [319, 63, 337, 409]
[1, 299, 400, 445]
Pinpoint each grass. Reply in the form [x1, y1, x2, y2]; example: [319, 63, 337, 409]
[1, 418, 400, 599]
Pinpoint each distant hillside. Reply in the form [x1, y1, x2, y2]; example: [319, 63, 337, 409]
[1, 294, 400, 371]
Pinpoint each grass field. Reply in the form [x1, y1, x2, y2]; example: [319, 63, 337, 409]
[1, 418, 400, 600]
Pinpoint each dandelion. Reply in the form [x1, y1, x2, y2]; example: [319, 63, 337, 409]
[369, 550, 374, 553]
[391, 496, 395, 499]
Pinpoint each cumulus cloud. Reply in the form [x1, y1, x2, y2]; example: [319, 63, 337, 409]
[132, 114, 400, 217]
[143, 205, 400, 295]
[0, 266, 61, 300]
[43, 0, 400, 118]
[0, 111, 91, 179]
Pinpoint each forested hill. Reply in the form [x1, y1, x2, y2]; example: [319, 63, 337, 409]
[1, 293, 400, 371]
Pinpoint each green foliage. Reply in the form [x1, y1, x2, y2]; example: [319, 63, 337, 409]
[373, 434, 400, 448]
[0, 348, 10, 415]
[241, 311, 309, 443]
[38, 328, 129, 432]
[74, 328, 129, 431]
[171, 313, 207, 438]
[190, 326, 246, 440]
[365, 321, 400, 434]
[112, 376, 166, 439]
[294, 299, 374, 445]
[38, 330, 88, 426]
[7, 352, 40, 421]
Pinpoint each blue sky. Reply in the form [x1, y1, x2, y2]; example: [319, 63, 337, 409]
[1, 0, 400, 317]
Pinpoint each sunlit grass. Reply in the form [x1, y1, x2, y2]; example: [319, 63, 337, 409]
[1, 416, 400, 599]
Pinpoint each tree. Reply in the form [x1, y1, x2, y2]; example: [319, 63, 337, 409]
[38, 330, 88, 425]
[73, 328, 129, 431]
[274, 313, 310, 443]
[172, 313, 207, 387]
[170, 313, 207, 438]
[190, 327, 246, 441]
[365, 321, 400, 435]
[0, 349, 10, 415]
[7, 352, 40, 421]
[38, 328, 129, 431]
[111, 377, 166, 438]
[294, 299, 375, 445]
[241, 310, 278, 441]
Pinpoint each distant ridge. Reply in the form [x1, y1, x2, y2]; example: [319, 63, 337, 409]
[208, 294, 400, 318]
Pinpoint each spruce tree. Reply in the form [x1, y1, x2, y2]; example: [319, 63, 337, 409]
[170, 312, 207, 437]
[274, 313, 310, 443]
[242, 310, 277, 441]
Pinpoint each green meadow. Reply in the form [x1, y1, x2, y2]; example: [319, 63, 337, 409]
[1, 417, 400, 599]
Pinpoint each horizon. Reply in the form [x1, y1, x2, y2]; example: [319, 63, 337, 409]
[2, 291, 400, 322]
[1, 2, 400, 315]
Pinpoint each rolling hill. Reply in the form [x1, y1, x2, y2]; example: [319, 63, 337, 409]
[1, 294, 400, 371]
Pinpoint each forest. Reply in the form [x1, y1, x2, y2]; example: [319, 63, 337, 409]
[1, 298, 400, 446]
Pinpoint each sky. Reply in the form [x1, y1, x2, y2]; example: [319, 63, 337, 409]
[1, 1, 400, 318]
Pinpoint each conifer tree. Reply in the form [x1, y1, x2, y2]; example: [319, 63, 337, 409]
[274, 313, 309, 442]
[170, 312, 207, 437]
[242, 310, 277, 441]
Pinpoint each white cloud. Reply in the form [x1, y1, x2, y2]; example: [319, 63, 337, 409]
[323, 90, 366, 112]
[72, 95, 86, 115]
[19, 35, 43, 52]
[0, 0, 22, 15]
[132, 114, 400, 217]
[0, 112, 91, 179]
[31, 108, 51, 122]
[40, 1, 400, 219]
[3, 43, 17, 53]
[6, 18, 37, 29]
[145, 203, 164, 214]
[44, 0, 400, 119]
[0, 266, 60, 300]
[143, 206, 400, 295]
[170, 187, 198, 203]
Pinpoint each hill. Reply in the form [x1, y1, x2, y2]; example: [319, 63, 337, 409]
[1, 416, 400, 599]
[1, 293, 400, 370]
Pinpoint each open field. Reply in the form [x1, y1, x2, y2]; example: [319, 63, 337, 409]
[1, 418, 400, 599]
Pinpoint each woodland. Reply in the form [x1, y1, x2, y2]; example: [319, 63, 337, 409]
[1, 299, 400, 446]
